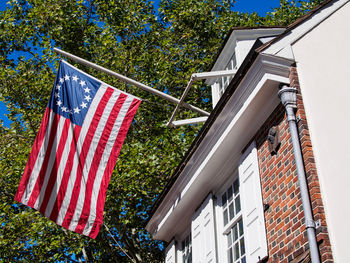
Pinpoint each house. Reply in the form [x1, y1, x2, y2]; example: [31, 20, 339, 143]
[146, 0, 350, 262]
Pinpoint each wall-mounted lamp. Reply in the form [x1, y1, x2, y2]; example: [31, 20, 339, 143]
[267, 126, 281, 155]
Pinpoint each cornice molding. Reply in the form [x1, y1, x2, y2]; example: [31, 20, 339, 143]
[146, 53, 294, 240]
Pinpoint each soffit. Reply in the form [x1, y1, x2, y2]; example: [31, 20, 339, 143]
[146, 54, 294, 241]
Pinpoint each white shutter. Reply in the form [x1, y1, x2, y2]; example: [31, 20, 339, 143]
[192, 204, 202, 263]
[191, 193, 217, 263]
[165, 239, 177, 263]
[239, 142, 268, 263]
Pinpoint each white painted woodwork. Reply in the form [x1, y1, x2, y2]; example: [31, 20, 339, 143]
[207, 28, 286, 86]
[208, 28, 286, 108]
[239, 142, 267, 262]
[165, 239, 177, 263]
[191, 194, 217, 263]
[146, 54, 292, 241]
[148, 2, 350, 262]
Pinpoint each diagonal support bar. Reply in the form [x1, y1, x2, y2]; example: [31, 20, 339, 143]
[167, 69, 237, 127]
[53, 48, 210, 117]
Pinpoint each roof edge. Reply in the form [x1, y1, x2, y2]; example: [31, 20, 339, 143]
[146, 39, 264, 228]
[257, 0, 339, 52]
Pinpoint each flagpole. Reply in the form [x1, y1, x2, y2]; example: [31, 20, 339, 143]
[53, 48, 210, 117]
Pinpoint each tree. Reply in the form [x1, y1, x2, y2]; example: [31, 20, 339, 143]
[0, 0, 324, 261]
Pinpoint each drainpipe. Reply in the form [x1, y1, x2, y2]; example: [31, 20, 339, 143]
[278, 85, 320, 263]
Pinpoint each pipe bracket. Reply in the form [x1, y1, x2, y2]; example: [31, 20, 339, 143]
[305, 219, 316, 229]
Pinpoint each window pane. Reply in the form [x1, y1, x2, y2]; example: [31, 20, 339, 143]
[235, 195, 241, 214]
[240, 238, 245, 255]
[228, 186, 233, 202]
[238, 219, 244, 236]
[222, 193, 227, 207]
[227, 232, 232, 247]
[233, 179, 239, 195]
[232, 54, 237, 69]
[228, 248, 233, 263]
[233, 225, 238, 241]
[229, 202, 235, 220]
[241, 256, 246, 263]
[234, 242, 240, 260]
[218, 80, 224, 96]
[223, 209, 228, 226]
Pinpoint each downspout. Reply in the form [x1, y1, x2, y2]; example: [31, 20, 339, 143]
[278, 85, 321, 263]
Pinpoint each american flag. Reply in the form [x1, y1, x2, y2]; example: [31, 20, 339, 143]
[15, 60, 141, 238]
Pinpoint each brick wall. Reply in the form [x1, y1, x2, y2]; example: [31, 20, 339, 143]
[253, 67, 333, 262]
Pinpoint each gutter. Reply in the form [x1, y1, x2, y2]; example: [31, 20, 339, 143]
[278, 86, 321, 263]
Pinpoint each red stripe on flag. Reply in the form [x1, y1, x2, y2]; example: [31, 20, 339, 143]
[39, 118, 71, 214]
[49, 125, 81, 222]
[75, 93, 127, 234]
[27, 114, 61, 208]
[15, 108, 52, 202]
[61, 87, 114, 229]
[89, 98, 141, 238]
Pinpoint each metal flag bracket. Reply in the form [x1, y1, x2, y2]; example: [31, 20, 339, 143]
[166, 69, 236, 127]
[53, 48, 236, 127]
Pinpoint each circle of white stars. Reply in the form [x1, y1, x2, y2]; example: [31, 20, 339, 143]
[55, 74, 92, 116]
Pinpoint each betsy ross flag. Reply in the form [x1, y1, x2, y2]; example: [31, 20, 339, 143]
[15, 60, 141, 238]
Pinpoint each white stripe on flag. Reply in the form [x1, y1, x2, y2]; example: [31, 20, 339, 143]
[44, 122, 75, 217]
[56, 85, 107, 226]
[21, 111, 56, 204]
[83, 95, 134, 236]
[34, 117, 67, 210]
[68, 88, 122, 231]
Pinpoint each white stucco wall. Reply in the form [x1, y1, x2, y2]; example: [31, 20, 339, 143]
[292, 2, 350, 262]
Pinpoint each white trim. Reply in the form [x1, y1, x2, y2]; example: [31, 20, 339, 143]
[206, 28, 286, 85]
[216, 172, 244, 263]
[146, 53, 293, 241]
[192, 70, 237, 80]
[262, 0, 350, 57]
[165, 239, 177, 263]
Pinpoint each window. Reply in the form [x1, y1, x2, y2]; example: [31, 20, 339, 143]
[221, 178, 246, 263]
[217, 52, 237, 98]
[226, 219, 245, 263]
[181, 234, 192, 263]
[222, 179, 241, 226]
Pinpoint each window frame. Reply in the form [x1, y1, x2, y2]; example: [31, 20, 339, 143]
[211, 52, 237, 108]
[180, 232, 192, 263]
[215, 170, 246, 263]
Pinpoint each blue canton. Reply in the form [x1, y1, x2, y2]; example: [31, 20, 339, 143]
[48, 61, 101, 126]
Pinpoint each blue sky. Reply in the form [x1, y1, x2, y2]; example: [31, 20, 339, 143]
[234, 0, 280, 15]
[0, 0, 281, 128]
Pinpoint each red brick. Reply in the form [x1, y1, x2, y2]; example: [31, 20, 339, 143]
[252, 67, 333, 262]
